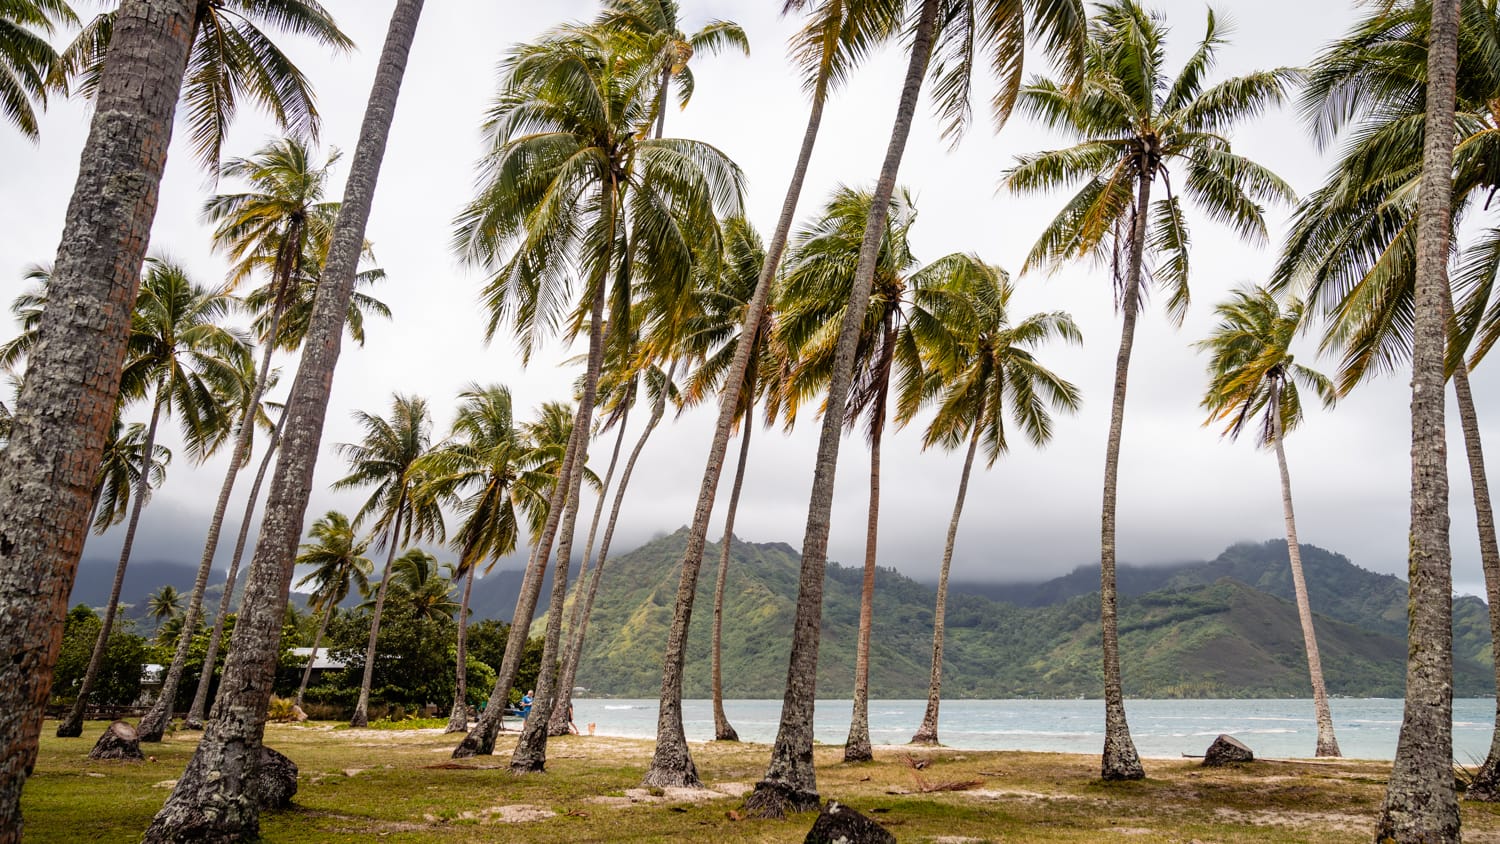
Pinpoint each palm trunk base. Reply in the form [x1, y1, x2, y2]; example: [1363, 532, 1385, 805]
[1466, 747, 1500, 802]
[714, 721, 740, 743]
[452, 715, 500, 758]
[1315, 735, 1341, 758]
[182, 716, 205, 731]
[444, 701, 468, 734]
[137, 708, 170, 743]
[509, 727, 547, 774]
[350, 706, 369, 729]
[843, 733, 873, 763]
[643, 738, 703, 788]
[909, 724, 939, 746]
[742, 781, 819, 819]
[55, 714, 84, 738]
[1101, 732, 1145, 781]
[546, 721, 570, 738]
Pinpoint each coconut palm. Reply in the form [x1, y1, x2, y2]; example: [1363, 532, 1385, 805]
[595, 0, 749, 138]
[146, 585, 184, 628]
[1, 0, 76, 139]
[451, 25, 742, 769]
[55, 0, 353, 173]
[334, 393, 443, 728]
[139, 138, 347, 741]
[414, 384, 526, 732]
[904, 270, 1081, 746]
[292, 511, 372, 708]
[1003, 0, 1294, 780]
[92, 414, 172, 534]
[1196, 286, 1339, 756]
[149, 3, 425, 838]
[739, 0, 1088, 811]
[368, 550, 458, 622]
[56, 258, 250, 740]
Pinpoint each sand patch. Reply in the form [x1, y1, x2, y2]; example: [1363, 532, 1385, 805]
[1212, 806, 1368, 830]
[586, 785, 740, 808]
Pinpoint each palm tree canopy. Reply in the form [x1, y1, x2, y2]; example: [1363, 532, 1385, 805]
[0, 0, 76, 139]
[1004, 0, 1296, 324]
[1197, 285, 1335, 445]
[92, 413, 172, 534]
[332, 393, 445, 548]
[146, 585, 184, 622]
[595, 0, 749, 120]
[364, 549, 459, 622]
[54, 0, 354, 173]
[294, 510, 373, 612]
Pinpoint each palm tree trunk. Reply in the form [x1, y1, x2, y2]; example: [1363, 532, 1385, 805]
[845, 322, 896, 763]
[295, 598, 335, 710]
[445, 565, 477, 733]
[57, 395, 165, 738]
[144, 4, 425, 837]
[511, 273, 611, 773]
[138, 293, 291, 743]
[740, 0, 940, 814]
[185, 412, 285, 729]
[911, 421, 981, 746]
[0, 6, 196, 828]
[1455, 361, 1500, 799]
[549, 375, 666, 737]
[351, 505, 406, 728]
[1269, 388, 1339, 757]
[711, 411, 754, 742]
[1376, 0, 1460, 838]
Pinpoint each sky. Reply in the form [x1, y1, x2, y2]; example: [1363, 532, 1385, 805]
[6, 0, 1496, 598]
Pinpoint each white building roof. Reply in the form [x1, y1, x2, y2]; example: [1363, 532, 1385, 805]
[289, 647, 346, 670]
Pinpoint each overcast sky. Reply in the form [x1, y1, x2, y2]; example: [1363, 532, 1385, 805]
[7, 0, 1496, 598]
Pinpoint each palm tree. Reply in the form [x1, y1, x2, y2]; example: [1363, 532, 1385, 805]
[140, 137, 345, 742]
[369, 550, 458, 622]
[1003, 0, 1293, 781]
[739, 0, 1087, 812]
[0, 0, 198, 826]
[57, 258, 250, 740]
[1, 0, 76, 139]
[55, 0, 353, 173]
[1377, 0, 1463, 836]
[147, 3, 426, 836]
[595, 0, 748, 138]
[1196, 286, 1339, 757]
[334, 393, 443, 728]
[904, 270, 1081, 746]
[146, 585, 184, 629]
[775, 185, 994, 762]
[413, 384, 526, 732]
[92, 414, 172, 535]
[451, 25, 742, 767]
[292, 511, 372, 708]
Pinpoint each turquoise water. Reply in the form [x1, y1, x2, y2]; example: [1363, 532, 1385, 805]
[568, 698, 1498, 761]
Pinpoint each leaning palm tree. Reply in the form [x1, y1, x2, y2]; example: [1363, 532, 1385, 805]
[56, 258, 250, 740]
[1, 0, 76, 139]
[739, 0, 1087, 812]
[1196, 286, 1339, 757]
[370, 549, 458, 622]
[148, 6, 426, 834]
[292, 511, 372, 708]
[1003, 0, 1294, 781]
[146, 585, 184, 629]
[414, 384, 527, 733]
[92, 414, 172, 535]
[334, 393, 444, 728]
[904, 269, 1081, 746]
[451, 25, 742, 769]
[54, 0, 353, 173]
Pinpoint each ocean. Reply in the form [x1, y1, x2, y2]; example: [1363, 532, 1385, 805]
[567, 697, 1498, 761]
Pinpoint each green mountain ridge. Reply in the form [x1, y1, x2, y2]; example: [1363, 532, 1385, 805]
[567, 531, 1496, 699]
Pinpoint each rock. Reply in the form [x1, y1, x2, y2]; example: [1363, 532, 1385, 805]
[291, 705, 309, 722]
[1202, 734, 1254, 767]
[254, 746, 298, 809]
[88, 721, 144, 762]
[804, 800, 896, 844]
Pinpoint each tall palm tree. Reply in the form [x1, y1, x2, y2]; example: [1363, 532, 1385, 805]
[147, 3, 427, 836]
[334, 393, 443, 728]
[1, 0, 76, 139]
[451, 25, 742, 766]
[739, 0, 1087, 812]
[904, 270, 1081, 746]
[1378, 0, 1462, 837]
[1003, 0, 1293, 781]
[57, 258, 249, 739]
[1196, 286, 1339, 757]
[146, 585, 184, 629]
[292, 511, 372, 708]
[414, 384, 527, 733]
[140, 137, 344, 742]
[0, 1, 198, 827]
[775, 185, 994, 762]
[595, 0, 748, 138]
[92, 414, 172, 535]
[55, 0, 353, 173]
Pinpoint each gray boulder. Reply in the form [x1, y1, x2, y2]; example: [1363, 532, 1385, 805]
[1202, 734, 1254, 767]
[804, 800, 896, 844]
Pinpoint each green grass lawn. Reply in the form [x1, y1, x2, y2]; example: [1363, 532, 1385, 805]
[22, 719, 1500, 842]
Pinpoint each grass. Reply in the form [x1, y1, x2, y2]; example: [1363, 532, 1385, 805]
[22, 719, 1500, 842]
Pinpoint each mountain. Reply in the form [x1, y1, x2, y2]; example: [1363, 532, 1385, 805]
[68, 557, 228, 626]
[568, 530, 1496, 699]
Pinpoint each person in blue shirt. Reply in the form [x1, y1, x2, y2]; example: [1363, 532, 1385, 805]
[520, 690, 534, 718]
